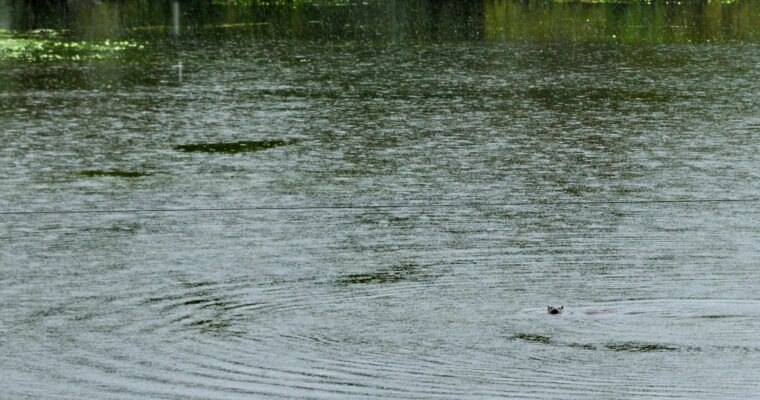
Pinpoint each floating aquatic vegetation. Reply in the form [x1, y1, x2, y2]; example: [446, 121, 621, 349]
[77, 170, 150, 178]
[337, 263, 419, 285]
[698, 314, 742, 319]
[510, 333, 552, 344]
[186, 319, 234, 334]
[181, 281, 216, 289]
[174, 139, 293, 154]
[605, 341, 679, 352]
[567, 342, 597, 350]
[0, 29, 146, 62]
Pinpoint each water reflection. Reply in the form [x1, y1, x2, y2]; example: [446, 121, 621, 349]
[3, 0, 759, 43]
[486, 0, 760, 43]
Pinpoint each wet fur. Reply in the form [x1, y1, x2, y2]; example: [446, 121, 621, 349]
[547, 306, 564, 314]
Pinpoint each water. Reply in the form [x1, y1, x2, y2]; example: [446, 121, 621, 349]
[2, 1, 760, 398]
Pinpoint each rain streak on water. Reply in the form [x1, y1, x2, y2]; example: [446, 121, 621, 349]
[1, 1, 760, 399]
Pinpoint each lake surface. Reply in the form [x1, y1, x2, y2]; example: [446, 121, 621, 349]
[1, 1, 760, 398]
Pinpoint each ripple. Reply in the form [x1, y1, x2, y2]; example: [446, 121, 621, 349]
[509, 299, 760, 355]
[8, 275, 760, 399]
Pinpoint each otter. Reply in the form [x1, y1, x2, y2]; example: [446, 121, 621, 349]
[547, 306, 564, 314]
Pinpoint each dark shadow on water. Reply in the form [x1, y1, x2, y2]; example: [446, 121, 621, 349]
[77, 170, 150, 178]
[174, 140, 293, 154]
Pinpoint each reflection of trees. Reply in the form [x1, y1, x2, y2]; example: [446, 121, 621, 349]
[484, 0, 760, 43]
[5, 0, 67, 29]
[7, 0, 760, 42]
[10, 0, 483, 40]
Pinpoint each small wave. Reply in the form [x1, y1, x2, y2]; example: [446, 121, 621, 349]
[509, 299, 760, 356]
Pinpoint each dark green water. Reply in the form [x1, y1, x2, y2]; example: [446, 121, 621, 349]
[2, 1, 760, 398]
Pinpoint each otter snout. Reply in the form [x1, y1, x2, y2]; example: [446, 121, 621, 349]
[547, 306, 564, 314]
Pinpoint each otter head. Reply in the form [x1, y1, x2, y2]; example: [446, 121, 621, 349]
[547, 306, 564, 315]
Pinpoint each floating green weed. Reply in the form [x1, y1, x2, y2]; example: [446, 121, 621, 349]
[174, 140, 293, 153]
[568, 342, 597, 350]
[77, 170, 149, 178]
[511, 333, 552, 344]
[605, 341, 679, 352]
[1, 30, 146, 62]
[187, 319, 232, 332]
[338, 263, 418, 285]
[699, 314, 741, 319]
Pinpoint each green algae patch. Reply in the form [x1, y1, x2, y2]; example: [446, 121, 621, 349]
[77, 170, 150, 178]
[174, 139, 293, 154]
